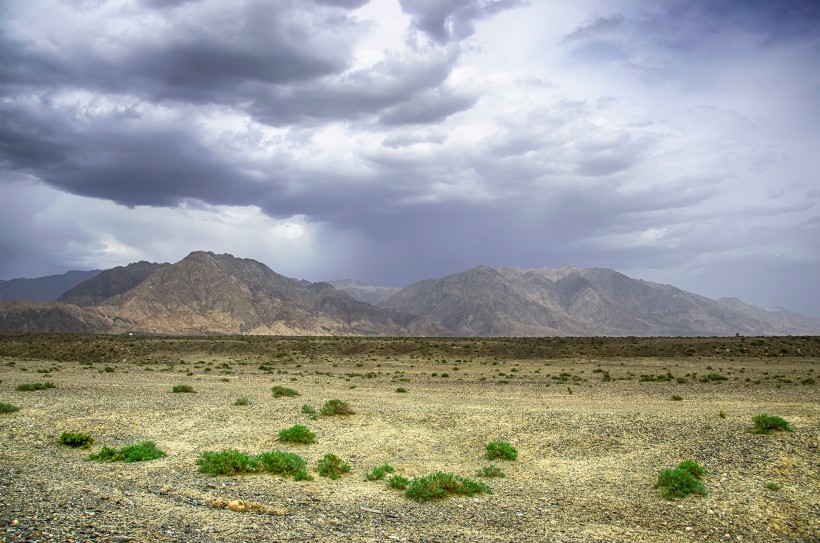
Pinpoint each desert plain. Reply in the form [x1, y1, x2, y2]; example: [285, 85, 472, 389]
[0, 335, 818, 543]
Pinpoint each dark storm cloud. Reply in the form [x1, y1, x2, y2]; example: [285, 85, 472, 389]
[247, 46, 464, 125]
[399, 0, 526, 43]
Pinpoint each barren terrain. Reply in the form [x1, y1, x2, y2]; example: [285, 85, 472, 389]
[0, 336, 818, 543]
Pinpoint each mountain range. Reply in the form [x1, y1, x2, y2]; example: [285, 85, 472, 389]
[0, 251, 818, 336]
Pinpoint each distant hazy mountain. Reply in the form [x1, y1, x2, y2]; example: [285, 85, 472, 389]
[1, 254, 818, 336]
[326, 279, 402, 305]
[58, 261, 170, 307]
[380, 266, 820, 336]
[0, 270, 101, 302]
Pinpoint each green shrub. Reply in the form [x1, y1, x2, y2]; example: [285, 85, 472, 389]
[719, 411, 727, 419]
[395, 387, 408, 393]
[278, 424, 315, 444]
[676, 459, 707, 479]
[320, 399, 354, 416]
[15, 382, 55, 392]
[59, 432, 94, 449]
[752, 414, 792, 434]
[172, 384, 195, 393]
[765, 482, 782, 491]
[366, 463, 396, 481]
[671, 395, 683, 401]
[256, 450, 309, 479]
[0, 402, 19, 414]
[88, 441, 166, 462]
[301, 404, 318, 419]
[404, 472, 492, 502]
[486, 440, 518, 461]
[316, 453, 351, 479]
[387, 474, 410, 490]
[196, 449, 258, 475]
[271, 386, 299, 398]
[233, 396, 249, 406]
[655, 461, 707, 500]
[476, 464, 505, 478]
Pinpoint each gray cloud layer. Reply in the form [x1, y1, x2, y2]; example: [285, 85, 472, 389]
[0, 0, 818, 316]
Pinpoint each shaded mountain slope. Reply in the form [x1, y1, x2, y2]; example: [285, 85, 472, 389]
[0, 270, 101, 302]
[0, 301, 123, 334]
[58, 261, 169, 307]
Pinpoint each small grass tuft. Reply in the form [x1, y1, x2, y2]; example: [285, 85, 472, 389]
[316, 453, 351, 479]
[278, 424, 315, 444]
[89, 441, 166, 463]
[476, 464, 506, 478]
[486, 440, 518, 461]
[404, 472, 492, 502]
[366, 463, 396, 481]
[172, 384, 195, 393]
[196, 449, 258, 475]
[751, 414, 792, 434]
[271, 386, 299, 398]
[320, 399, 354, 416]
[671, 395, 683, 401]
[395, 387, 408, 393]
[301, 404, 318, 419]
[233, 396, 249, 406]
[387, 474, 410, 490]
[655, 460, 707, 500]
[765, 482, 782, 491]
[0, 402, 19, 414]
[15, 382, 56, 392]
[59, 432, 94, 449]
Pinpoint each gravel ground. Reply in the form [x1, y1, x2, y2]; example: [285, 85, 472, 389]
[0, 350, 818, 543]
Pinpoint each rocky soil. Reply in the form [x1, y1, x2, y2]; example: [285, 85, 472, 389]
[0, 339, 817, 543]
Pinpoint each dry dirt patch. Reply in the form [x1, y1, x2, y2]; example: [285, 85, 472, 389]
[0, 340, 818, 543]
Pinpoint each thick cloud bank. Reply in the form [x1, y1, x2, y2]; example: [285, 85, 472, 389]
[0, 0, 818, 316]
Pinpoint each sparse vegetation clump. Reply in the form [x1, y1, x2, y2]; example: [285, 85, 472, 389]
[0, 402, 19, 414]
[751, 414, 792, 434]
[301, 404, 318, 420]
[655, 460, 707, 499]
[404, 472, 492, 502]
[271, 385, 299, 398]
[395, 387, 408, 393]
[320, 399, 354, 416]
[316, 453, 351, 479]
[59, 432, 94, 449]
[278, 424, 315, 444]
[172, 384, 195, 393]
[486, 440, 518, 461]
[16, 382, 55, 392]
[256, 450, 311, 480]
[671, 395, 683, 401]
[476, 464, 505, 478]
[387, 474, 410, 490]
[366, 463, 396, 481]
[89, 441, 166, 463]
[197, 449, 257, 475]
[197, 449, 312, 479]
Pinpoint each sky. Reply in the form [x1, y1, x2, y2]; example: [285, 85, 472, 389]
[1, 0, 819, 317]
